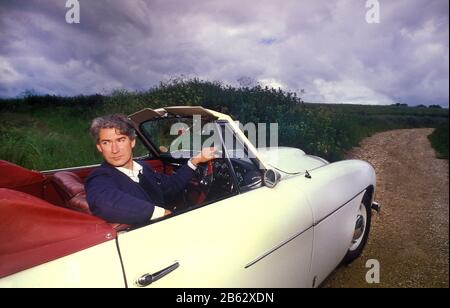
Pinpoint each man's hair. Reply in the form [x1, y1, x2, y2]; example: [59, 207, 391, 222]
[89, 114, 136, 142]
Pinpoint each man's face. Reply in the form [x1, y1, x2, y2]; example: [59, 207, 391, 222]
[96, 128, 136, 169]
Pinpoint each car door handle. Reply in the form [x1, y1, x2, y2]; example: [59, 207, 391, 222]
[135, 261, 179, 287]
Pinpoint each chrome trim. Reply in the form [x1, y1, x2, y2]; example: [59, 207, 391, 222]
[312, 276, 318, 288]
[42, 163, 101, 174]
[135, 261, 180, 287]
[245, 226, 312, 269]
[371, 201, 381, 213]
[268, 163, 326, 176]
[352, 215, 365, 243]
[245, 187, 372, 269]
[314, 188, 367, 227]
[42, 155, 153, 174]
[307, 155, 330, 165]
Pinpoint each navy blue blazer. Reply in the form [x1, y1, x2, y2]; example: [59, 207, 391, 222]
[85, 161, 194, 225]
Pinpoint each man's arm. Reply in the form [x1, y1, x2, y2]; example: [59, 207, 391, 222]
[191, 147, 217, 166]
[86, 174, 156, 225]
[157, 163, 195, 200]
[157, 148, 217, 199]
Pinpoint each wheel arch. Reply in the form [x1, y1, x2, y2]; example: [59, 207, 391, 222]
[363, 185, 375, 206]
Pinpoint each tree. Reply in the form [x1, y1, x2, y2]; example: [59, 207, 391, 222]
[429, 105, 442, 109]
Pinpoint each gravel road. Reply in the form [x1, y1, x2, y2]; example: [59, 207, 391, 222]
[321, 128, 449, 288]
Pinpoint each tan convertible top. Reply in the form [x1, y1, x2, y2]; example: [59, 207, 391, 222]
[128, 106, 226, 127]
[128, 106, 268, 169]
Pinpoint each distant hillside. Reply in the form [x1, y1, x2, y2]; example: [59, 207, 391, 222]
[1, 79, 448, 170]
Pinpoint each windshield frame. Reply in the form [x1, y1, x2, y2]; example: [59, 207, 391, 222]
[139, 116, 221, 159]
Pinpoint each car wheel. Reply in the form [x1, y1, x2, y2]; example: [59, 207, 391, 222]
[342, 195, 372, 264]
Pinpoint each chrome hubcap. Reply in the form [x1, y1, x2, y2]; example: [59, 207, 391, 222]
[352, 215, 365, 243]
[349, 203, 367, 251]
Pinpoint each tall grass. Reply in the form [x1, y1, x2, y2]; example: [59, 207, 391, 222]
[1, 79, 448, 170]
[0, 108, 102, 170]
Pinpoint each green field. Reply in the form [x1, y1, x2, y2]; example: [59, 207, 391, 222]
[1, 79, 448, 170]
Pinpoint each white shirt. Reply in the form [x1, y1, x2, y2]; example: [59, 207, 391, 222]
[116, 161, 165, 220]
[116, 160, 197, 220]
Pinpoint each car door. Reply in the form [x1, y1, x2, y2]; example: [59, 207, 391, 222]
[118, 123, 313, 287]
[117, 178, 313, 288]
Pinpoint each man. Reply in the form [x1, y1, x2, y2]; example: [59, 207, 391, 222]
[85, 114, 216, 225]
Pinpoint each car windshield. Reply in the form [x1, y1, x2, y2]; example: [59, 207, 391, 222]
[140, 117, 221, 158]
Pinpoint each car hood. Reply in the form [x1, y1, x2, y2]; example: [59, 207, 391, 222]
[257, 147, 329, 175]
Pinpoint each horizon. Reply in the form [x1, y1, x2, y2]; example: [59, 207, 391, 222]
[0, 81, 449, 110]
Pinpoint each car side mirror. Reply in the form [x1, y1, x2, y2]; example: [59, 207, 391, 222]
[263, 169, 281, 188]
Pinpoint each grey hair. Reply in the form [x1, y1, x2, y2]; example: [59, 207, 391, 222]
[89, 114, 136, 142]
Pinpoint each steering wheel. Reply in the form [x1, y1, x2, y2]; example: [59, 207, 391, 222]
[198, 161, 214, 187]
[183, 161, 214, 207]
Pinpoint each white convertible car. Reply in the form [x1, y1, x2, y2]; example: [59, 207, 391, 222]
[0, 106, 379, 288]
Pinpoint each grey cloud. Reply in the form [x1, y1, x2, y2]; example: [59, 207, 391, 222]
[0, 0, 448, 106]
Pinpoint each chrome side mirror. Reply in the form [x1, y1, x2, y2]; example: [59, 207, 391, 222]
[263, 169, 281, 188]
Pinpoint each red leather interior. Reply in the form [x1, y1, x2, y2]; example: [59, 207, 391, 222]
[52, 171, 91, 214]
[143, 159, 165, 173]
[0, 188, 115, 278]
[0, 159, 169, 236]
[52, 159, 167, 183]
[42, 160, 167, 205]
[52, 171, 130, 232]
[0, 159, 175, 278]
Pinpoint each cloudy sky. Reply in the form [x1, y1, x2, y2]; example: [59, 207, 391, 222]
[0, 0, 448, 106]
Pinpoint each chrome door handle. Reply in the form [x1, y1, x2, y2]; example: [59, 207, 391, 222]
[135, 261, 179, 287]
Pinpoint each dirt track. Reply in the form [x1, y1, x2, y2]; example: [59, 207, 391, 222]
[321, 128, 449, 288]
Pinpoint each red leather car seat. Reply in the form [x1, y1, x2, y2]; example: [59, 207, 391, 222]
[52, 171, 91, 214]
[52, 171, 130, 231]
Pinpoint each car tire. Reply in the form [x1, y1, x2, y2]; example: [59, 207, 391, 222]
[342, 194, 372, 264]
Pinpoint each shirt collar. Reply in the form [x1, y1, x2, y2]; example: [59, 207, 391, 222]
[116, 161, 143, 178]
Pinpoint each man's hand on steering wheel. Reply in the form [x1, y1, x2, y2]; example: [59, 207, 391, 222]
[191, 147, 217, 166]
[182, 148, 217, 207]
